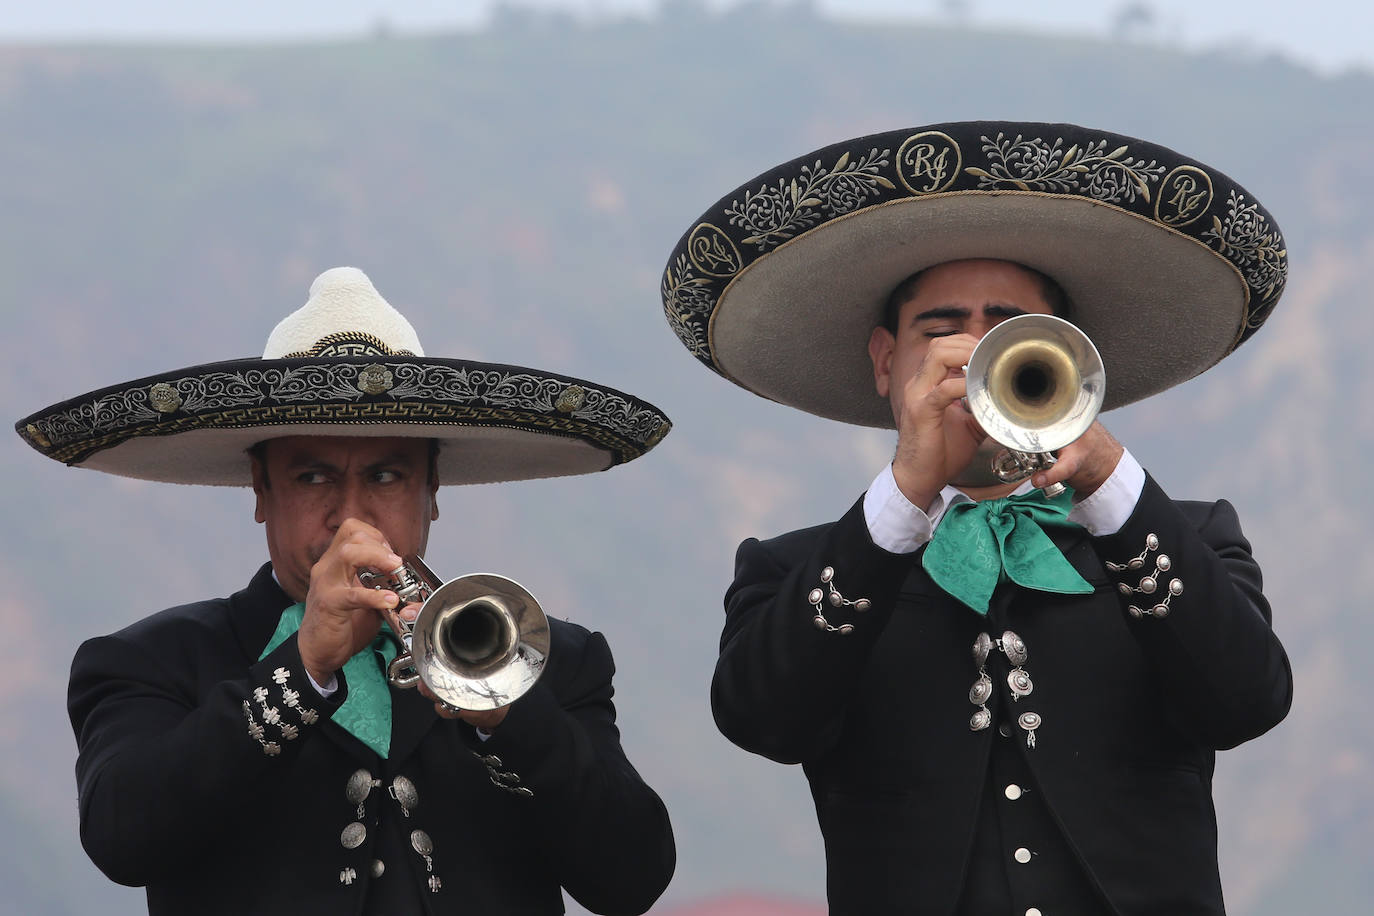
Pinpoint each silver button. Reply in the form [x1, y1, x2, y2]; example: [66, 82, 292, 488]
[346, 769, 377, 806]
[1014, 847, 1032, 864]
[390, 775, 419, 816]
[1026, 909, 1043, 916]
[410, 829, 434, 856]
[340, 822, 367, 849]
[371, 859, 385, 878]
[998, 722, 1013, 738]
[1004, 784, 1023, 800]
[969, 673, 993, 705]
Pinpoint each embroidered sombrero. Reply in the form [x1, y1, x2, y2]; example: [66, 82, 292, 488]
[660, 120, 1288, 427]
[16, 267, 671, 485]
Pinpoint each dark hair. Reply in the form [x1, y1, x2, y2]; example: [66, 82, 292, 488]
[880, 262, 1073, 333]
[248, 438, 441, 488]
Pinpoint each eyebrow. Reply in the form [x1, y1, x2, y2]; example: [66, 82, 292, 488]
[909, 303, 1029, 325]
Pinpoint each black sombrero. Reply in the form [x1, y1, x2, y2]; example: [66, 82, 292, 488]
[17, 267, 671, 485]
[660, 120, 1288, 427]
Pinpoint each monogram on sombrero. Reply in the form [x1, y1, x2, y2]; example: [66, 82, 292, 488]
[661, 120, 1287, 424]
[17, 266, 671, 485]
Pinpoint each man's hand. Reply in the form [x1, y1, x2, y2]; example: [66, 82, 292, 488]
[890, 334, 985, 511]
[1032, 421, 1124, 498]
[416, 681, 511, 730]
[298, 519, 404, 685]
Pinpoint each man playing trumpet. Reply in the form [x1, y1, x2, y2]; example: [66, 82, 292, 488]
[661, 121, 1292, 914]
[18, 267, 676, 915]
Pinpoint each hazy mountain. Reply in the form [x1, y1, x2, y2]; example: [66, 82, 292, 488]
[1, 4, 1369, 912]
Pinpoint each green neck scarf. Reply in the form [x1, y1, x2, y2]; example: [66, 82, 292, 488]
[921, 488, 1093, 615]
[260, 603, 398, 758]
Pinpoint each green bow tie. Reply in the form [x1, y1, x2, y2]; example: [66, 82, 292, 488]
[921, 488, 1093, 615]
[261, 603, 398, 758]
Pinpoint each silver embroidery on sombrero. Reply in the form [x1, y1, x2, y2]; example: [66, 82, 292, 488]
[1203, 190, 1288, 324]
[965, 132, 1166, 203]
[281, 330, 416, 359]
[725, 148, 895, 251]
[28, 364, 670, 461]
[661, 253, 715, 361]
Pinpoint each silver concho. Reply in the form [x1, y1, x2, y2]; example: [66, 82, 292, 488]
[346, 769, 377, 806]
[410, 829, 434, 856]
[341, 822, 367, 849]
[972, 632, 993, 667]
[1000, 630, 1028, 666]
[390, 776, 419, 817]
[1008, 669, 1034, 700]
[970, 707, 992, 731]
[1018, 711, 1043, 749]
[969, 673, 993, 705]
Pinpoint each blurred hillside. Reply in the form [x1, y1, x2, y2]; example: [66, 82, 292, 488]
[1, 3, 1370, 913]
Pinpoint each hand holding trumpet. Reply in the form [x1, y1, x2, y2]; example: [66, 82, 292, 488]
[298, 518, 403, 686]
[873, 310, 1123, 508]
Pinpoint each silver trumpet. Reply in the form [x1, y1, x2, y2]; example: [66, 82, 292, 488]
[964, 313, 1105, 498]
[358, 556, 550, 711]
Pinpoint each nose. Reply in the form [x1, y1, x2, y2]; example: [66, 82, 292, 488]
[327, 478, 374, 531]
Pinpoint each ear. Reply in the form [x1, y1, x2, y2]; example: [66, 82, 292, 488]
[249, 454, 268, 524]
[868, 325, 896, 398]
[430, 472, 440, 522]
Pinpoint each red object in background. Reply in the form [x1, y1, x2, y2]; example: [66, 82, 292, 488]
[653, 893, 826, 916]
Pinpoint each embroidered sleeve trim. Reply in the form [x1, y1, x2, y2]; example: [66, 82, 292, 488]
[473, 752, 534, 798]
[807, 565, 872, 635]
[1106, 532, 1184, 618]
[243, 666, 320, 755]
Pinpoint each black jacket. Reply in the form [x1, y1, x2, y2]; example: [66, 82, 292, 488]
[712, 475, 1291, 915]
[69, 563, 675, 915]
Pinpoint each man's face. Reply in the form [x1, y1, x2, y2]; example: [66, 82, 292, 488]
[251, 436, 439, 602]
[869, 259, 1057, 486]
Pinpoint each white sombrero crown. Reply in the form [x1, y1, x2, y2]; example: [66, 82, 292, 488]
[263, 267, 424, 358]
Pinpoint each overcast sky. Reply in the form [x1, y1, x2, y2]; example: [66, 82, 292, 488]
[1, 0, 1369, 75]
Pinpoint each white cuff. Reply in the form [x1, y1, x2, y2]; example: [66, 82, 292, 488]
[1068, 449, 1145, 536]
[863, 464, 938, 554]
[308, 670, 339, 698]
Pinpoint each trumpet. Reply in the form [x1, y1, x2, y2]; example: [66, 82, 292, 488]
[358, 556, 549, 711]
[964, 313, 1105, 498]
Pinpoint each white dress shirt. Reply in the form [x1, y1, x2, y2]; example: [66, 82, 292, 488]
[862, 449, 1146, 555]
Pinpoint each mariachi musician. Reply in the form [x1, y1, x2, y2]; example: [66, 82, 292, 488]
[17, 267, 676, 915]
[660, 121, 1292, 915]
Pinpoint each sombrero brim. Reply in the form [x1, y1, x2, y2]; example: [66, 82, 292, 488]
[16, 355, 670, 486]
[661, 121, 1288, 427]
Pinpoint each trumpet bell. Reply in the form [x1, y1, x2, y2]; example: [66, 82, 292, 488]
[361, 557, 551, 712]
[965, 313, 1105, 455]
[413, 573, 550, 711]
